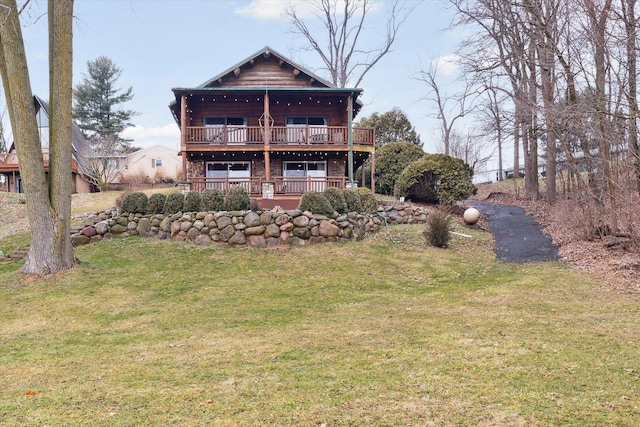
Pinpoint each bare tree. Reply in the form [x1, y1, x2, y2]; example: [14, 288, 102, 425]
[286, 0, 411, 87]
[417, 62, 474, 156]
[81, 135, 128, 192]
[475, 81, 511, 181]
[0, 0, 75, 275]
[450, 0, 543, 198]
[445, 129, 494, 172]
[620, 0, 640, 193]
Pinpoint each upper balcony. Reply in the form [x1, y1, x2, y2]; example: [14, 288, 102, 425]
[183, 125, 375, 151]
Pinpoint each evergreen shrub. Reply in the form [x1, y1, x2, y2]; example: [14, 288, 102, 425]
[298, 191, 334, 216]
[184, 191, 203, 212]
[164, 192, 185, 215]
[394, 154, 476, 205]
[121, 192, 148, 214]
[356, 188, 378, 214]
[201, 188, 225, 211]
[225, 186, 250, 211]
[343, 188, 362, 213]
[146, 193, 167, 214]
[323, 187, 348, 214]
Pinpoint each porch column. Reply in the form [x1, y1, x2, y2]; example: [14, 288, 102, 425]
[370, 151, 375, 193]
[181, 95, 188, 182]
[348, 94, 354, 187]
[263, 91, 271, 181]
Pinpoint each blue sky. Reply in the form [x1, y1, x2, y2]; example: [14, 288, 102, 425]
[18, 0, 462, 153]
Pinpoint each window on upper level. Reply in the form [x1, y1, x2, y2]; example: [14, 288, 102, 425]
[285, 117, 328, 126]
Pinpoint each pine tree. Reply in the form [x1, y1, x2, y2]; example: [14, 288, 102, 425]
[73, 56, 137, 151]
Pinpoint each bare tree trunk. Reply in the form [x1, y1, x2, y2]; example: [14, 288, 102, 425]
[48, 0, 76, 270]
[622, 0, 640, 194]
[584, 0, 617, 231]
[528, 0, 558, 201]
[0, 0, 75, 275]
[525, 37, 540, 200]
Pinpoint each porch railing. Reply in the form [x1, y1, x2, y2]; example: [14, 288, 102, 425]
[272, 176, 346, 195]
[185, 126, 374, 147]
[187, 176, 348, 196]
[190, 177, 263, 195]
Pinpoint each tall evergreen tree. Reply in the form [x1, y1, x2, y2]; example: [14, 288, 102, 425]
[73, 56, 137, 151]
[356, 107, 422, 148]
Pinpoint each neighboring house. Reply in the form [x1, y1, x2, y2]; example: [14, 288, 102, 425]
[169, 46, 375, 208]
[120, 145, 182, 183]
[0, 95, 94, 193]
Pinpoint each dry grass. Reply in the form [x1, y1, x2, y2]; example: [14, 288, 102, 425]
[1, 222, 640, 425]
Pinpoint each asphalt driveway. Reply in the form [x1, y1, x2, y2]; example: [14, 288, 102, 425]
[466, 200, 560, 263]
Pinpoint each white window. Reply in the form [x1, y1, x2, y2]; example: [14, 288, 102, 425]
[283, 161, 327, 192]
[206, 162, 251, 179]
[285, 117, 328, 142]
[206, 162, 251, 191]
[107, 159, 118, 169]
[151, 159, 162, 168]
[285, 117, 328, 126]
[204, 117, 247, 143]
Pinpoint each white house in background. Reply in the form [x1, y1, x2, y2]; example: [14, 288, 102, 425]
[121, 145, 182, 183]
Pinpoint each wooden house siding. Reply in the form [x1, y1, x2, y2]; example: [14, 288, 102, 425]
[187, 95, 350, 128]
[170, 47, 375, 205]
[214, 60, 325, 88]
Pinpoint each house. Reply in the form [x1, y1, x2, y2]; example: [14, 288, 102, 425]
[0, 95, 94, 193]
[119, 145, 182, 183]
[169, 46, 375, 209]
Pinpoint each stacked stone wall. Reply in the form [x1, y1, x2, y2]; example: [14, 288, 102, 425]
[70, 203, 430, 248]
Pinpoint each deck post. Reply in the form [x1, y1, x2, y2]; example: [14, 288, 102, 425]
[263, 91, 271, 181]
[348, 94, 354, 187]
[181, 95, 188, 183]
[370, 151, 375, 192]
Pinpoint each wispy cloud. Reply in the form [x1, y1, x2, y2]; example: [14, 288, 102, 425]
[432, 54, 461, 77]
[123, 124, 180, 150]
[234, 0, 289, 21]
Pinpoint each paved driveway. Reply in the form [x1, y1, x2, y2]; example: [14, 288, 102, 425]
[466, 200, 560, 263]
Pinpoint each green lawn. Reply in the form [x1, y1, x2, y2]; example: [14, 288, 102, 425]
[1, 224, 639, 425]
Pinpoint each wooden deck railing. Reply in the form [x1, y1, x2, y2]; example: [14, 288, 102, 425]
[187, 176, 349, 196]
[185, 126, 374, 147]
[190, 177, 263, 195]
[272, 176, 346, 195]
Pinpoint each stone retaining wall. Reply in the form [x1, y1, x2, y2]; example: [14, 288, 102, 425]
[70, 203, 430, 248]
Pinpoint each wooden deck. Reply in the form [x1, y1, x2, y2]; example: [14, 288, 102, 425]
[184, 125, 374, 150]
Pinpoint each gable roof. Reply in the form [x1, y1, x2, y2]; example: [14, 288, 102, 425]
[32, 96, 92, 174]
[169, 46, 365, 123]
[197, 46, 337, 89]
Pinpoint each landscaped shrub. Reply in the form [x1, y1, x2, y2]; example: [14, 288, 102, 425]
[298, 191, 334, 216]
[183, 191, 203, 212]
[356, 187, 378, 214]
[394, 153, 476, 205]
[201, 188, 225, 211]
[423, 208, 453, 248]
[323, 187, 348, 214]
[164, 192, 185, 215]
[121, 191, 148, 214]
[375, 142, 425, 194]
[225, 186, 250, 211]
[146, 193, 167, 214]
[343, 188, 363, 213]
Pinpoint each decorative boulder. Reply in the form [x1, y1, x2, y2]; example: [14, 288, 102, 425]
[463, 207, 480, 225]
